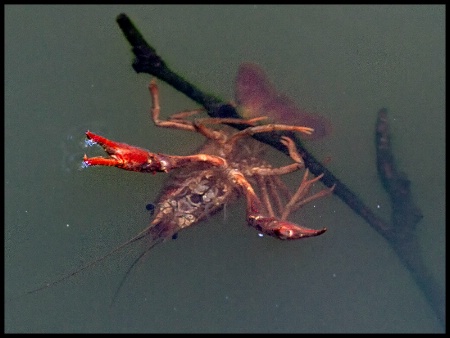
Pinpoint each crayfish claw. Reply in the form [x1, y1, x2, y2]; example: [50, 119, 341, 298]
[248, 215, 326, 240]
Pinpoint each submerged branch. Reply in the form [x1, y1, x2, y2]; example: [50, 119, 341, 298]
[116, 13, 444, 329]
[375, 109, 444, 327]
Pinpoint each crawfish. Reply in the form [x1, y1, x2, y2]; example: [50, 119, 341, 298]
[84, 80, 334, 241]
[28, 79, 334, 294]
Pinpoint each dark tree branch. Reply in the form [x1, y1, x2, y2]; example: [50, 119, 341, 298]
[375, 109, 444, 328]
[115, 13, 444, 329]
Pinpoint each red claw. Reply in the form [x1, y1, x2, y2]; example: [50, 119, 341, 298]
[248, 215, 326, 240]
[84, 131, 166, 173]
[84, 131, 228, 175]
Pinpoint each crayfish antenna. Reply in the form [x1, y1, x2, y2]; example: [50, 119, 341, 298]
[110, 237, 163, 306]
[23, 225, 156, 297]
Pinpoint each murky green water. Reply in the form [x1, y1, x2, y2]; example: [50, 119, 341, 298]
[5, 5, 444, 333]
